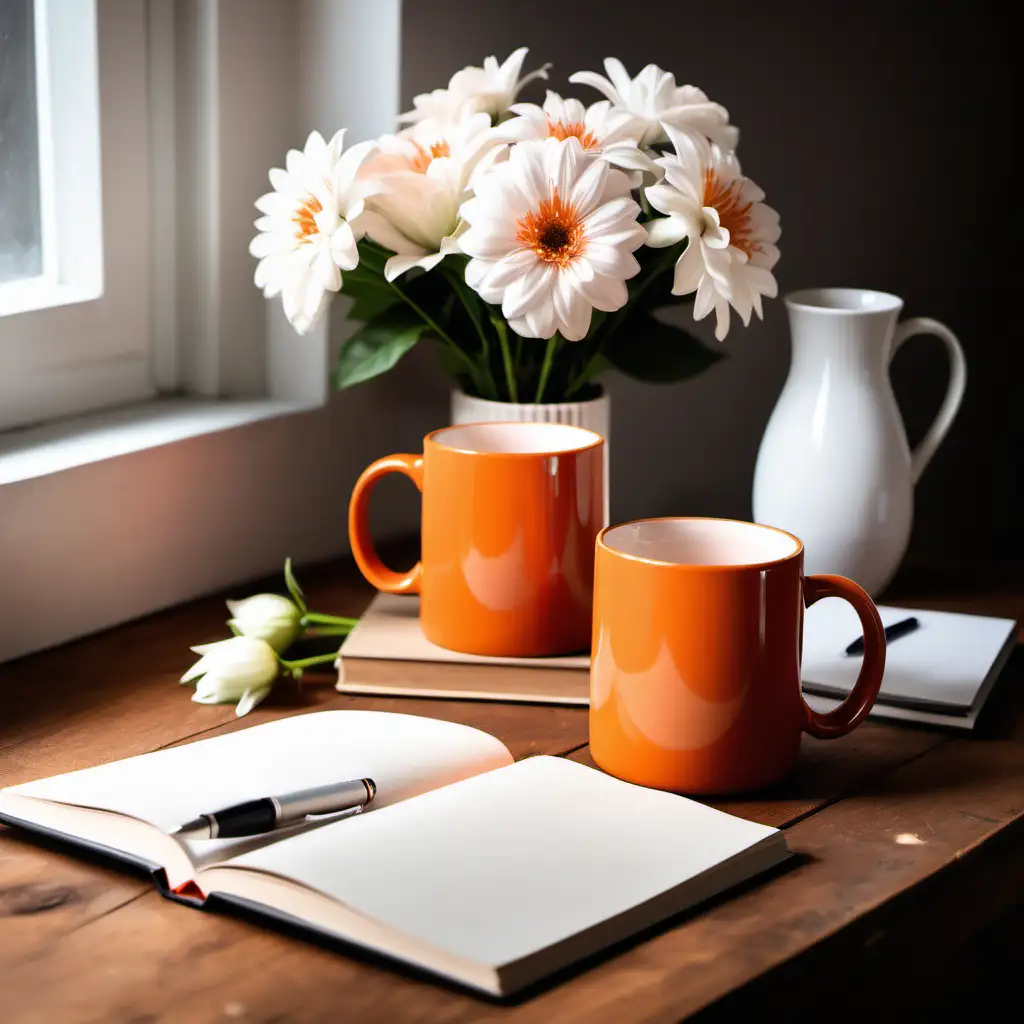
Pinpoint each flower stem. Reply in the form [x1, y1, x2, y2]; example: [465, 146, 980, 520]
[302, 612, 360, 629]
[278, 652, 341, 672]
[535, 335, 559, 403]
[492, 316, 518, 403]
[388, 277, 484, 390]
[442, 267, 498, 400]
[306, 626, 354, 638]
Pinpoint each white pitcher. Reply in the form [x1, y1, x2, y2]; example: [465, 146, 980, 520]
[753, 288, 966, 596]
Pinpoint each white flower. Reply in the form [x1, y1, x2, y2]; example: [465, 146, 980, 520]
[181, 637, 280, 717]
[496, 91, 652, 178]
[400, 47, 550, 125]
[569, 58, 738, 150]
[250, 130, 379, 335]
[645, 127, 780, 341]
[226, 594, 302, 654]
[460, 137, 646, 342]
[359, 112, 501, 281]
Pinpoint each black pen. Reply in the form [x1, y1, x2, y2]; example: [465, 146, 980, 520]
[845, 616, 920, 657]
[172, 778, 376, 840]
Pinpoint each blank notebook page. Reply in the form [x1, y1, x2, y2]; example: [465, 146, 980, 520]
[802, 600, 1017, 709]
[229, 755, 781, 968]
[3, 711, 512, 867]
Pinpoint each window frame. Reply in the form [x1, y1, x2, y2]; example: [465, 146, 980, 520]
[0, 0, 408, 666]
[0, 0, 152, 432]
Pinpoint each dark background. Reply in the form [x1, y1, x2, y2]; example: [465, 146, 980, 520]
[400, 0, 1020, 570]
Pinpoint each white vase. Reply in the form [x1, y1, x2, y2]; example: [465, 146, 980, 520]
[753, 288, 966, 596]
[450, 388, 611, 523]
[450, 388, 611, 439]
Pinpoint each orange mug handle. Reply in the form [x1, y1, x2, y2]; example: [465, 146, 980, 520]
[801, 574, 886, 739]
[348, 454, 424, 594]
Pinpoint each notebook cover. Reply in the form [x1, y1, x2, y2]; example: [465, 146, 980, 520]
[0, 810, 182, 897]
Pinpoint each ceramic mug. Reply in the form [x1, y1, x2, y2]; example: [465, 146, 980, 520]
[590, 517, 886, 794]
[349, 421, 605, 657]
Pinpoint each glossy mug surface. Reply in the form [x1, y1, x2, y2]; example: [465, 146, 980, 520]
[349, 422, 605, 657]
[590, 518, 886, 794]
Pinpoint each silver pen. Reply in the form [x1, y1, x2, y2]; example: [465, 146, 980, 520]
[172, 777, 376, 840]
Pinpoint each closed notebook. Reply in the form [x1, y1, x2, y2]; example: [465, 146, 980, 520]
[802, 602, 1018, 729]
[0, 711, 788, 997]
[336, 593, 589, 704]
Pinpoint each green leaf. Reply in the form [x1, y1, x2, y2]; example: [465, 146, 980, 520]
[339, 240, 400, 322]
[341, 268, 399, 322]
[332, 305, 428, 390]
[283, 557, 307, 615]
[575, 353, 611, 388]
[604, 308, 725, 383]
[354, 238, 390, 275]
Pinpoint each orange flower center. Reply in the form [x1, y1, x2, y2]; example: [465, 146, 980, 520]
[409, 139, 451, 173]
[515, 188, 586, 268]
[703, 170, 757, 257]
[293, 195, 322, 242]
[546, 116, 599, 151]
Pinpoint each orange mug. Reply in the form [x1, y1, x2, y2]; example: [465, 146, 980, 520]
[590, 517, 886, 793]
[349, 422, 605, 657]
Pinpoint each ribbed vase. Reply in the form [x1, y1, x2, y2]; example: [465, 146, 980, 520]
[450, 389, 611, 439]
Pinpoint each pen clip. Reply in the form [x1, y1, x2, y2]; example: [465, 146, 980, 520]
[302, 805, 365, 825]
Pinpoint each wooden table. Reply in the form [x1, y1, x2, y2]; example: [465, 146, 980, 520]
[2, 556, 1022, 1023]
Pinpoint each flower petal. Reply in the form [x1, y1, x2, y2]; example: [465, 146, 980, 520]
[645, 216, 689, 248]
[553, 272, 592, 341]
[569, 156, 609, 218]
[567, 70, 621, 106]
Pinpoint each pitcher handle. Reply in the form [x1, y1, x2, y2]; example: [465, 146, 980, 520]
[891, 317, 967, 484]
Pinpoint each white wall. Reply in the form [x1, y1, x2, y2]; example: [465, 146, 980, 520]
[0, 339, 449, 662]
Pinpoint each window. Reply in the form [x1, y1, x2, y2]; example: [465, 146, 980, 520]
[0, 0, 42, 286]
[0, 0, 150, 431]
[1, 0, 400, 437]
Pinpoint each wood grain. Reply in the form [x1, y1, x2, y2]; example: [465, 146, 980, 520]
[572, 720, 945, 829]
[3, 737, 1021, 1024]
[0, 553, 1021, 1023]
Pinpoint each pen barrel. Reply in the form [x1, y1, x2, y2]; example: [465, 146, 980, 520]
[274, 779, 373, 825]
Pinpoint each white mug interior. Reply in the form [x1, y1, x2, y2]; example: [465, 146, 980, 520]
[603, 518, 801, 568]
[432, 421, 603, 455]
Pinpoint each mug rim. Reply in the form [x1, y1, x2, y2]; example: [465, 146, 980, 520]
[597, 516, 804, 572]
[786, 287, 903, 315]
[425, 421, 605, 458]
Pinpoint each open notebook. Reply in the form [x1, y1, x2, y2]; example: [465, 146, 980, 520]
[802, 602, 1018, 729]
[0, 711, 788, 997]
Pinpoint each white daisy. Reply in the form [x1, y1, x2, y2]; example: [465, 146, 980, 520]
[250, 130, 378, 335]
[569, 58, 738, 150]
[495, 90, 652, 177]
[400, 47, 550, 126]
[359, 112, 502, 281]
[459, 137, 646, 342]
[645, 127, 780, 341]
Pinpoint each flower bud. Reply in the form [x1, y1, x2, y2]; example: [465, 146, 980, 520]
[226, 593, 302, 653]
[181, 636, 280, 717]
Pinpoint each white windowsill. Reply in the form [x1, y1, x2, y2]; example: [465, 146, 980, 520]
[0, 278, 104, 318]
[0, 396, 318, 485]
